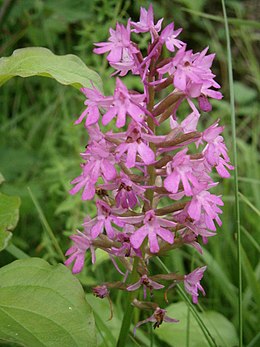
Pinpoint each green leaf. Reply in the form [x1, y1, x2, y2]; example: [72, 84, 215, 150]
[0, 192, 21, 251]
[0, 47, 103, 91]
[0, 173, 5, 185]
[233, 81, 257, 104]
[0, 258, 97, 347]
[155, 302, 238, 347]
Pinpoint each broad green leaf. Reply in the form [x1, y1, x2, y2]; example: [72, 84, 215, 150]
[155, 302, 238, 347]
[0, 47, 103, 91]
[0, 192, 21, 251]
[0, 258, 96, 347]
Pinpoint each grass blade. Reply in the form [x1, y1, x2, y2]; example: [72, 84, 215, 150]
[221, 1, 243, 346]
[27, 187, 65, 261]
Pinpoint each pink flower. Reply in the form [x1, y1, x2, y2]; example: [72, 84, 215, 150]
[84, 200, 124, 240]
[116, 122, 155, 168]
[69, 140, 116, 200]
[100, 172, 145, 209]
[160, 23, 185, 52]
[65, 228, 96, 274]
[184, 266, 207, 303]
[94, 20, 138, 63]
[134, 307, 178, 335]
[187, 188, 223, 231]
[164, 148, 202, 196]
[127, 274, 164, 299]
[131, 4, 163, 40]
[75, 86, 112, 127]
[130, 210, 176, 253]
[202, 121, 234, 178]
[102, 78, 145, 128]
[93, 285, 109, 298]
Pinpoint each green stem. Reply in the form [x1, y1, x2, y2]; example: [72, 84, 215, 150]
[221, 1, 243, 346]
[6, 243, 30, 259]
[145, 68, 156, 207]
[116, 257, 139, 347]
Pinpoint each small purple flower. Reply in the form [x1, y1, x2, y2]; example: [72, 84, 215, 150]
[127, 274, 164, 299]
[184, 266, 207, 303]
[65, 228, 95, 274]
[164, 148, 202, 196]
[84, 200, 124, 240]
[134, 307, 179, 335]
[94, 20, 138, 63]
[201, 121, 234, 178]
[69, 139, 117, 200]
[102, 78, 145, 128]
[93, 285, 109, 299]
[160, 22, 185, 52]
[75, 86, 112, 127]
[116, 121, 155, 168]
[131, 4, 163, 40]
[130, 210, 176, 253]
[187, 188, 224, 231]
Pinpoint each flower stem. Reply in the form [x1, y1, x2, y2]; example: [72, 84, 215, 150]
[116, 257, 139, 347]
[145, 69, 156, 207]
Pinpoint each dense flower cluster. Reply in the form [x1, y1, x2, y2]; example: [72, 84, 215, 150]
[65, 4, 233, 332]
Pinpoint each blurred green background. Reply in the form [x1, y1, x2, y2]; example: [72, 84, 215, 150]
[0, 0, 259, 346]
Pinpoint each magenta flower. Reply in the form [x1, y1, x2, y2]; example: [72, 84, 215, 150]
[187, 188, 224, 231]
[75, 86, 112, 127]
[160, 22, 185, 52]
[94, 20, 138, 63]
[130, 210, 176, 253]
[116, 122, 155, 168]
[164, 148, 202, 196]
[134, 307, 178, 335]
[131, 4, 163, 39]
[100, 172, 145, 209]
[184, 266, 207, 303]
[69, 140, 116, 200]
[127, 274, 164, 299]
[102, 78, 145, 128]
[84, 200, 124, 240]
[65, 228, 95, 274]
[201, 121, 234, 178]
[93, 285, 109, 299]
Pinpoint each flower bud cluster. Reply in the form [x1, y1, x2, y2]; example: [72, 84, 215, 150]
[65, 5, 233, 331]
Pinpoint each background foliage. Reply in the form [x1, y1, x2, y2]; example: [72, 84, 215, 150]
[0, 0, 259, 346]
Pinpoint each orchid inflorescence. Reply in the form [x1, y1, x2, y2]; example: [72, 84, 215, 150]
[65, 5, 233, 332]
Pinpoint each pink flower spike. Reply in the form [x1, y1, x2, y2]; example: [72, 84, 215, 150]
[184, 266, 207, 303]
[134, 307, 178, 335]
